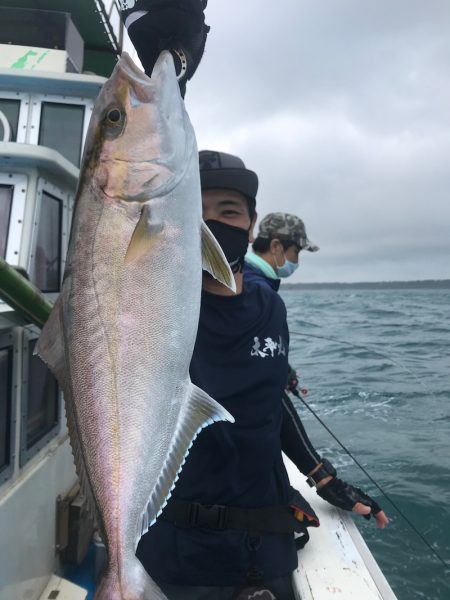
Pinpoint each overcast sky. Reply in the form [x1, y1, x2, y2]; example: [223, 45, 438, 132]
[182, 0, 450, 283]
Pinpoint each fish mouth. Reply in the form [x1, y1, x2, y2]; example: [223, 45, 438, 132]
[113, 50, 179, 106]
[151, 50, 177, 80]
[118, 52, 152, 85]
[118, 51, 176, 86]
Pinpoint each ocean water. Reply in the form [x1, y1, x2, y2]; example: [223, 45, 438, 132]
[281, 288, 450, 600]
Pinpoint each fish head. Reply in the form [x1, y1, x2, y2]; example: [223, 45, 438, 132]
[82, 51, 194, 204]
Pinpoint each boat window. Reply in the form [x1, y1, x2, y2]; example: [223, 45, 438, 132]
[0, 98, 20, 142]
[0, 345, 13, 476]
[0, 185, 13, 258]
[25, 338, 59, 451]
[38, 102, 85, 166]
[29, 191, 62, 292]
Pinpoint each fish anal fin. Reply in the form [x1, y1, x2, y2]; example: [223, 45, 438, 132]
[201, 220, 236, 293]
[138, 382, 234, 544]
[125, 205, 164, 264]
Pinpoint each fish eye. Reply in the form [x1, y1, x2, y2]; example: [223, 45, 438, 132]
[106, 108, 122, 125]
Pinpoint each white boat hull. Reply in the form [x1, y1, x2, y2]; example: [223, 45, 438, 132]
[285, 456, 397, 599]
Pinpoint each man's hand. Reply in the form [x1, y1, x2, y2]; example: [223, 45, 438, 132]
[120, 0, 209, 97]
[352, 499, 390, 529]
[317, 477, 389, 529]
[286, 366, 299, 392]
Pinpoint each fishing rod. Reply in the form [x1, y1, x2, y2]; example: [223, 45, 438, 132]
[288, 332, 449, 570]
[291, 387, 449, 569]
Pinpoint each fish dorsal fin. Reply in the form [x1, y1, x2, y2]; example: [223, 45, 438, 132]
[125, 205, 164, 264]
[35, 295, 99, 528]
[137, 382, 235, 544]
[201, 220, 236, 293]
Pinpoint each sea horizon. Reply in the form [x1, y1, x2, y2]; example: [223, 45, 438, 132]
[282, 279, 450, 290]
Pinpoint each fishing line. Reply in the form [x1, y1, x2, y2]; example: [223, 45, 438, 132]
[291, 388, 449, 570]
[287, 331, 449, 569]
[289, 329, 438, 404]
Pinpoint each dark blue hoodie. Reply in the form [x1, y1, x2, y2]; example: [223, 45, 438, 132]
[243, 261, 280, 292]
[136, 281, 297, 586]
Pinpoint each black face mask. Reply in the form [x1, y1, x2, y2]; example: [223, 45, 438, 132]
[205, 219, 249, 273]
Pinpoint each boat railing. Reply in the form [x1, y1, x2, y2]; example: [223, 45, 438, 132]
[94, 0, 125, 53]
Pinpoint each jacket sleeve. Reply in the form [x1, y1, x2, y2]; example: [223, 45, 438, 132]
[281, 392, 322, 475]
[121, 0, 206, 21]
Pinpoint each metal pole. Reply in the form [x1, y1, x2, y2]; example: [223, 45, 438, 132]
[0, 257, 53, 329]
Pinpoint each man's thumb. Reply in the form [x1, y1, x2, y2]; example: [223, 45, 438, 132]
[352, 502, 371, 515]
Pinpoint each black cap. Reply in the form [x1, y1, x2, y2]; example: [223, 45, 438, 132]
[199, 150, 258, 211]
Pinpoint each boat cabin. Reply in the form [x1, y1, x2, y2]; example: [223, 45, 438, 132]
[0, 4, 128, 598]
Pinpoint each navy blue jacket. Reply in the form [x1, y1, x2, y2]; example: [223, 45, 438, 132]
[243, 261, 323, 477]
[137, 282, 298, 585]
[243, 262, 280, 292]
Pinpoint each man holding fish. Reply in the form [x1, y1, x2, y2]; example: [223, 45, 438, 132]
[132, 149, 389, 600]
[35, 4, 387, 599]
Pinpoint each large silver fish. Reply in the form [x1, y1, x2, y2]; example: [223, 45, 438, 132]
[37, 52, 235, 600]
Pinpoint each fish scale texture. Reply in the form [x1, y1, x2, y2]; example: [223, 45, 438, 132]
[37, 52, 233, 599]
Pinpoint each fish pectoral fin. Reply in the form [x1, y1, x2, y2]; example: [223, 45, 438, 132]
[125, 205, 164, 264]
[35, 294, 66, 389]
[139, 383, 235, 541]
[201, 220, 236, 293]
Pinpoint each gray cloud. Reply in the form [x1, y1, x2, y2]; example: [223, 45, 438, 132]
[184, 0, 450, 282]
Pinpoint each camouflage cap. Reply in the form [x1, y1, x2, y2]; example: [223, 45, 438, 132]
[257, 213, 319, 252]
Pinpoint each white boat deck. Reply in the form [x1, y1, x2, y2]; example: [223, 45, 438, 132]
[285, 457, 397, 600]
[39, 575, 87, 600]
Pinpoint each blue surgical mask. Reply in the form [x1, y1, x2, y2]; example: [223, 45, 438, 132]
[277, 259, 299, 278]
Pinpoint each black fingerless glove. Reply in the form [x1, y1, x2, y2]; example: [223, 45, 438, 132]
[317, 477, 382, 520]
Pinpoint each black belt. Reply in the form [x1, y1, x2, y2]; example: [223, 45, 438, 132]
[160, 499, 307, 535]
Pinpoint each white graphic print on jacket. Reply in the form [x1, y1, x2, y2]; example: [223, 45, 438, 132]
[251, 336, 286, 358]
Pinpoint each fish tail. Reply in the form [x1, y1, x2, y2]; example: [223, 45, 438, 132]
[94, 558, 168, 600]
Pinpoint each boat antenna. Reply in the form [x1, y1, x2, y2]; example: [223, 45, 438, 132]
[288, 331, 449, 571]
